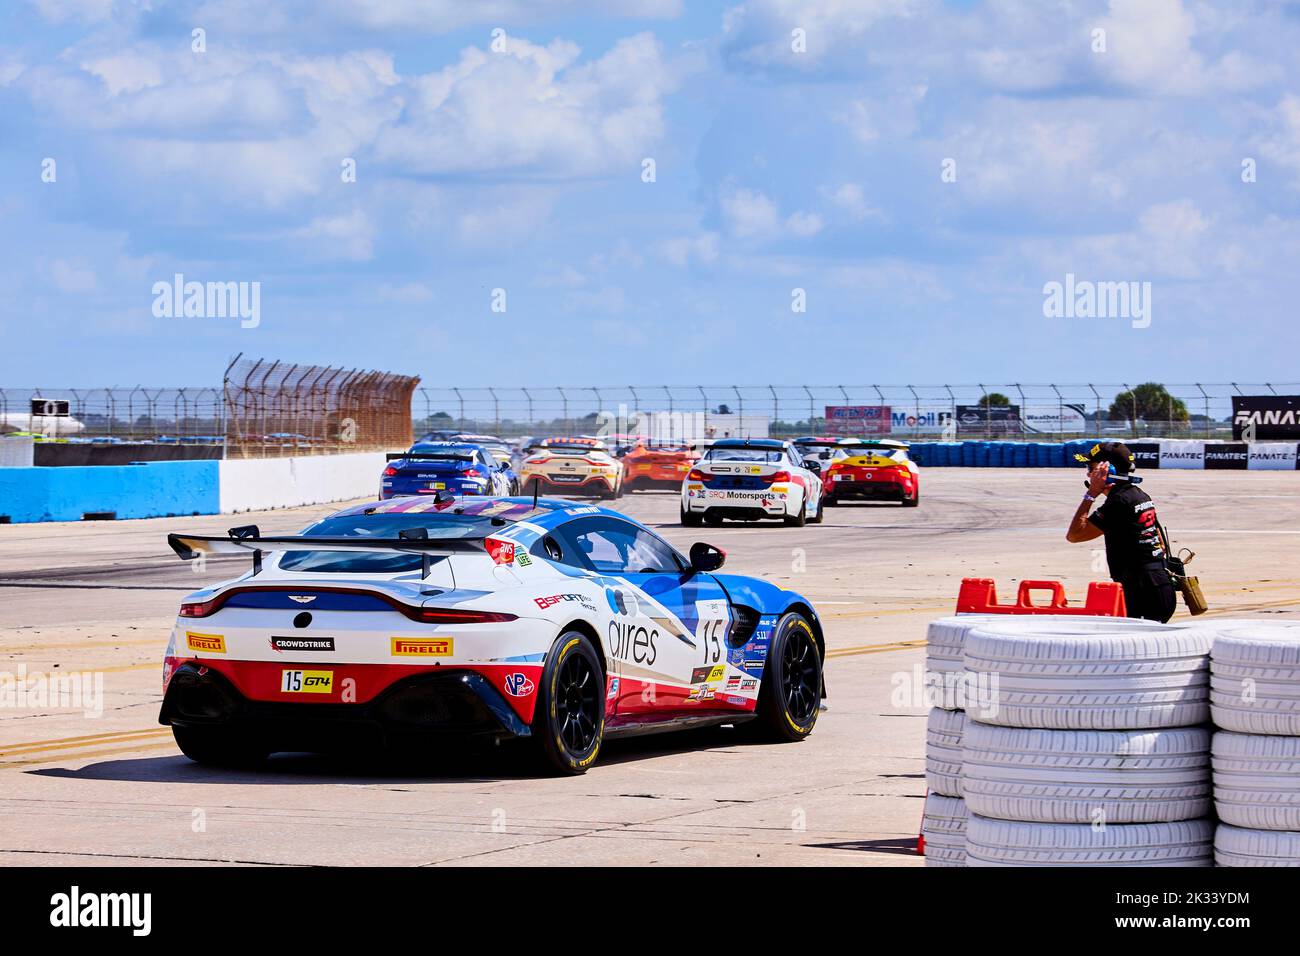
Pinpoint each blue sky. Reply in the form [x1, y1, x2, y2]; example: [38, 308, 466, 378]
[1, 0, 1298, 387]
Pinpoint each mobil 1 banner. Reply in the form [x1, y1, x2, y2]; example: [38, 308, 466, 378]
[1233, 395, 1300, 441]
[955, 405, 1021, 436]
[1203, 443, 1249, 470]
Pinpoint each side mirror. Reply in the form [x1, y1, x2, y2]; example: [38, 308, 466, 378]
[689, 542, 726, 573]
[805, 459, 821, 473]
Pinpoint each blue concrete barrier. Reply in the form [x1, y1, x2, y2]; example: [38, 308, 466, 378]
[0, 460, 219, 523]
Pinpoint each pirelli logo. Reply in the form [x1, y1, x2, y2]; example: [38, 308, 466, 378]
[391, 637, 454, 658]
[185, 631, 226, 654]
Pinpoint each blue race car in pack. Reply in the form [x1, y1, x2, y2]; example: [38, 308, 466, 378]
[380, 442, 514, 499]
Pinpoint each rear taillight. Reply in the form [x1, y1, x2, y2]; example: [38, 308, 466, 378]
[464, 468, 481, 478]
[687, 468, 705, 481]
[768, 470, 791, 483]
[179, 598, 218, 618]
[414, 608, 518, 624]
[383, 465, 398, 477]
[484, 536, 515, 565]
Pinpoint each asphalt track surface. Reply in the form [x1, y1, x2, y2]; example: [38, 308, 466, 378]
[2, 469, 1297, 866]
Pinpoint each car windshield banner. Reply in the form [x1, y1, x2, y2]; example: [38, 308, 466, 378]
[825, 405, 890, 436]
[955, 404, 1022, 436]
[1233, 395, 1300, 440]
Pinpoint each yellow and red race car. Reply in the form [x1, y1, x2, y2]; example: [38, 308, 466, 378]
[823, 438, 919, 507]
[620, 440, 698, 490]
[518, 436, 624, 498]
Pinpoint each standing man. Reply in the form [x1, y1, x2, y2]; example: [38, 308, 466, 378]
[1065, 442, 1176, 622]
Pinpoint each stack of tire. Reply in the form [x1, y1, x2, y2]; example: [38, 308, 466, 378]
[1210, 623, 1300, 867]
[921, 615, 1003, 866]
[958, 618, 1218, 866]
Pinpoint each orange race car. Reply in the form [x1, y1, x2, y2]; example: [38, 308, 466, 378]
[620, 439, 699, 490]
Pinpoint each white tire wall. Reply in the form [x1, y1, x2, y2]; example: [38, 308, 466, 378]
[1212, 731, 1300, 831]
[1210, 625, 1300, 736]
[962, 722, 1210, 824]
[926, 708, 965, 797]
[922, 793, 967, 867]
[926, 615, 1012, 710]
[963, 622, 1214, 730]
[1214, 824, 1300, 867]
[966, 816, 1214, 867]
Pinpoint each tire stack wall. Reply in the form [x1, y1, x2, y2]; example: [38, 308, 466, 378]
[958, 619, 1217, 866]
[1210, 623, 1300, 866]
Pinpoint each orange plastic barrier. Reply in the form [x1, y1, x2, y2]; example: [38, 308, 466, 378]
[955, 577, 1127, 617]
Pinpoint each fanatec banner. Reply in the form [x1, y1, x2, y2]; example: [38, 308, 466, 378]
[1232, 395, 1300, 441]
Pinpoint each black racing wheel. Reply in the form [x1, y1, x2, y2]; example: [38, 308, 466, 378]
[530, 631, 605, 774]
[746, 612, 822, 742]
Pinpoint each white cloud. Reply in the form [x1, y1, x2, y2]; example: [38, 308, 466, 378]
[49, 258, 98, 294]
[720, 186, 779, 238]
[660, 232, 719, 267]
[287, 208, 377, 261]
[25, 0, 114, 24]
[786, 210, 824, 237]
[374, 33, 675, 177]
[826, 183, 881, 221]
[378, 281, 434, 303]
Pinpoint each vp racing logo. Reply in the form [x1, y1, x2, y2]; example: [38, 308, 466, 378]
[504, 672, 535, 697]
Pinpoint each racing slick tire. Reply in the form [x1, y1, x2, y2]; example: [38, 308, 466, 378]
[808, 493, 825, 524]
[744, 612, 822, 742]
[823, 493, 837, 507]
[703, 510, 723, 527]
[680, 506, 703, 527]
[172, 725, 267, 769]
[902, 487, 920, 507]
[530, 631, 605, 775]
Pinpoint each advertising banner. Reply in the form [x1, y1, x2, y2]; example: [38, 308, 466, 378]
[1021, 403, 1087, 435]
[1232, 395, 1300, 441]
[825, 405, 890, 436]
[955, 405, 1022, 436]
[888, 407, 954, 435]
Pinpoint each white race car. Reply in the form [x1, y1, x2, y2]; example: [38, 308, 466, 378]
[161, 496, 826, 774]
[680, 438, 824, 527]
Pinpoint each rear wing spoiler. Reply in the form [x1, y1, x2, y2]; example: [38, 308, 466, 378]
[168, 525, 486, 578]
[386, 452, 475, 462]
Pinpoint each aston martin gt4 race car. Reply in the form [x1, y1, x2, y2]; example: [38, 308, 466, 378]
[680, 438, 824, 526]
[160, 496, 825, 774]
[380, 442, 512, 499]
[518, 436, 624, 498]
[823, 438, 919, 507]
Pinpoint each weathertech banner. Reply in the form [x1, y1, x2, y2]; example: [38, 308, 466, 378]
[1232, 395, 1300, 440]
[825, 405, 890, 436]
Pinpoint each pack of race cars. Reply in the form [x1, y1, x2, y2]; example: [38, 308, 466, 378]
[382, 433, 921, 521]
[160, 433, 920, 776]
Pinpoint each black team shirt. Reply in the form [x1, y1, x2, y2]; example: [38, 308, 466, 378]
[1087, 482, 1166, 582]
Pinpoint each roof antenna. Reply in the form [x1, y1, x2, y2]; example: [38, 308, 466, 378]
[532, 480, 539, 508]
